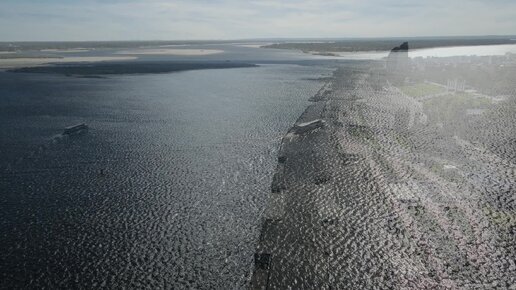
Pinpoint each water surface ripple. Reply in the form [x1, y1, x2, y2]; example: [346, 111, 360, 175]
[0, 65, 331, 289]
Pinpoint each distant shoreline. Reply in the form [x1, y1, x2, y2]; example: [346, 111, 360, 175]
[263, 37, 516, 53]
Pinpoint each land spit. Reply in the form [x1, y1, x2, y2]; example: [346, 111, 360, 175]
[251, 62, 515, 289]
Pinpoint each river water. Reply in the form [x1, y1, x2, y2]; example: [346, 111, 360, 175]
[1, 43, 515, 289]
[0, 64, 331, 288]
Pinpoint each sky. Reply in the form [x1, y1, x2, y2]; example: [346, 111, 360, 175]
[0, 0, 515, 41]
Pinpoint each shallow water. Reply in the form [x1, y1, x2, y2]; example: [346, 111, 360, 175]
[0, 64, 332, 288]
[253, 56, 516, 288]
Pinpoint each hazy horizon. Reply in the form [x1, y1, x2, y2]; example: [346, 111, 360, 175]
[1, 0, 515, 42]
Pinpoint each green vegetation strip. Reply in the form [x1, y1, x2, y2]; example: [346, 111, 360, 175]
[399, 83, 446, 98]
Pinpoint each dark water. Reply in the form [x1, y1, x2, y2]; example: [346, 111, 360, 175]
[0, 65, 331, 289]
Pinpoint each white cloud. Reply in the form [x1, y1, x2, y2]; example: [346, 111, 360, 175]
[0, 0, 514, 40]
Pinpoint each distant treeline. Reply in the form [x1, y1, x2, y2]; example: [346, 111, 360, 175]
[264, 37, 516, 52]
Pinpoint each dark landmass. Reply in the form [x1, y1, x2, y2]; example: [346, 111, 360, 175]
[9, 61, 258, 75]
[264, 36, 516, 52]
[391, 42, 409, 52]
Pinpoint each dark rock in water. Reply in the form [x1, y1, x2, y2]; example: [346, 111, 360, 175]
[254, 253, 271, 270]
[251, 252, 272, 289]
[387, 42, 410, 80]
[271, 163, 286, 193]
[391, 42, 409, 52]
[387, 42, 409, 64]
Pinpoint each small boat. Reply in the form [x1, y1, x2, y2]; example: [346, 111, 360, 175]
[63, 123, 88, 135]
[292, 119, 324, 134]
